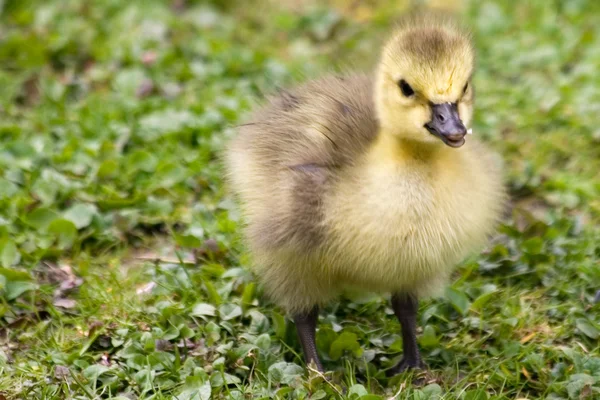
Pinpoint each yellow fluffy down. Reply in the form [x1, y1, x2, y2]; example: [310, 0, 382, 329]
[244, 137, 504, 314]
[225, 12, 506, 315]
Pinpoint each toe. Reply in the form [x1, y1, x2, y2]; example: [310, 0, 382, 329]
[386, 358, 426, 376]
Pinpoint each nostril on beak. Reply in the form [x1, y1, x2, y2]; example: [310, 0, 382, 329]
[437, 113, 446, 123]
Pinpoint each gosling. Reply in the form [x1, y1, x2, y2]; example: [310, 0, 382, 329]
[225, 13, 505, 374]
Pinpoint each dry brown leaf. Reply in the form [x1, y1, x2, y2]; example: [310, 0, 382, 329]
[53, 298, 77, 309]
[54, 365, 70, 379]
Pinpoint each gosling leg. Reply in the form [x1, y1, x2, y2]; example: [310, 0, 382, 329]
[388, 293, 426, 375]
[293, 306, 324, 372]
[595, 290, 600, 303]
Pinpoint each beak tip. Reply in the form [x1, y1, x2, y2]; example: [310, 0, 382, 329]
[426, 102, 468, 147]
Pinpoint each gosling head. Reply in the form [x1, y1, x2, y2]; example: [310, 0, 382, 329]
[375, 13, 474, 148]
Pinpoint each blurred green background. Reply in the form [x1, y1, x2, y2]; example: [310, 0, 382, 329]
[0, 0, 599, 398]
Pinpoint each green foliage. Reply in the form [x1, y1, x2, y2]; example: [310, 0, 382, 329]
[0, 0, 599, 398]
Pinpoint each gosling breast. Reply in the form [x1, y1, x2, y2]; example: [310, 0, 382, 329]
[225, 74, 504, 313]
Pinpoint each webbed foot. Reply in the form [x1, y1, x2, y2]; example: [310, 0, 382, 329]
[387, 357, 427, 376]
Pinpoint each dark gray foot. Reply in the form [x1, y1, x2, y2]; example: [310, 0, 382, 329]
[293, 306, 324, 372]
[387, 357, 427, 376]
[595, 290, 600, 304]
[387, 293, 427, 376]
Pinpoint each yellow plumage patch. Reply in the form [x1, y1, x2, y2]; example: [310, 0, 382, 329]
[225, 12, 506, 315]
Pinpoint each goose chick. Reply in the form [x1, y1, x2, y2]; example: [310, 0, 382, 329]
[225, 13, 505, 374]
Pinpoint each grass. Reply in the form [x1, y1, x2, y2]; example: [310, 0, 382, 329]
[1, 0, 599, 398]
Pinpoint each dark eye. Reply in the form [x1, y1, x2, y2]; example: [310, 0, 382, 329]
[463, 82, 469, 94]
[398, 79, 414, 97]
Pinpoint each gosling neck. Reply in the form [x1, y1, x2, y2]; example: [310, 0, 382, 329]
[369, 130, 445, 164]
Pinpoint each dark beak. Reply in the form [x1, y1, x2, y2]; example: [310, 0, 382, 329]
[424, 103, 467, 148]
